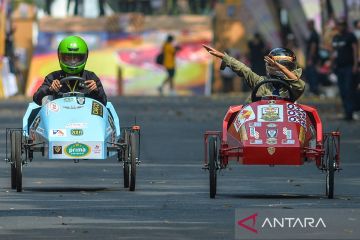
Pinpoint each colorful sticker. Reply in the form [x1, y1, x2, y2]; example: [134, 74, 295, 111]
[50, 129, 66, 137]
[266, 138, 277, 145]
[266, 128, 278, 138]
[48, 102, 59, 112]
[249, 127, 259, 139]
[249, 122, 262, 127]
[282, 139, 295, 144]
[234, 106, 255, 131]
[76, 97, 85, 105]
[250, 139, 263, 144]
[257, 105, 284, 122]
[71, 129, 83, 136]
[267, 147, 276, 155]
[65, 123, 87, 129]
[63, 105, 84, 109]
[93, 144, 101, 154]
[282, 127, 292, 139]
[287, 103, 307, 128]
[92, 101, 103, 117]
[65, 143, 91, 158]
[64, 97, 74, 102]
[53, 146, 62, 154]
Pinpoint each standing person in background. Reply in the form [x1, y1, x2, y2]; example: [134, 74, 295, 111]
[305, 20, 320, 96]
[158, 34, 179, 95]
[353, 19, 360, 115]
[248, 33, 267, 76]
[331, 19, 358, 121]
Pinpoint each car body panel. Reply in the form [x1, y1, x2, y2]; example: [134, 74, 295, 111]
[23, 96, 120, 160]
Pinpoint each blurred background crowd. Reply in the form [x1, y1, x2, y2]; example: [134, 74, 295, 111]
[0, 0, 359, 117]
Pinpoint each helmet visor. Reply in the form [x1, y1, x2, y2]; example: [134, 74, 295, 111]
[59, 53, 87, 67]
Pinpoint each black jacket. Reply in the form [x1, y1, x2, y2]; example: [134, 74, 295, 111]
[33, 70, 107, 106]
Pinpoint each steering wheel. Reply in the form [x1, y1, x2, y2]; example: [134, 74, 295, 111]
[57, 76, 89, 96]
[251, 78, 296, 102]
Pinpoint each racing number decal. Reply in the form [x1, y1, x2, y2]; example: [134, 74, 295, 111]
[91, 101, 103, 117]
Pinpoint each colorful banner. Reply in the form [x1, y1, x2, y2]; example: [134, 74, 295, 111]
[26, 17, 212, 96]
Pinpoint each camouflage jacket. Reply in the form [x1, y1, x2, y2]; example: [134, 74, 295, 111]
[222, 53, 305, 102]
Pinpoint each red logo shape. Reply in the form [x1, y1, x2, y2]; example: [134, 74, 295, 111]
[237, 213, 258, 233]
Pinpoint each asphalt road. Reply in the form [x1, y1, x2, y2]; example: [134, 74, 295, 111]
[0, 96, 359, 240]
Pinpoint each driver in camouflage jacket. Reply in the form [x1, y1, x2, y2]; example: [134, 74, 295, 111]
[203, 45, 305, 102]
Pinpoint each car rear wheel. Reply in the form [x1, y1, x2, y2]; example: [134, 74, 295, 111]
[129, 130, 139, 191]
[123, 130, 130, 188]
[325, 136, 336, 199]
[11, 164, 16, 189]
[208, 136, 218, 198]
[10, 132, 17, 189]
[11, 131, 23, 192]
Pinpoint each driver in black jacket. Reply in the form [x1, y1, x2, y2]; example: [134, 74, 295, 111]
[33, 36, 107, 106]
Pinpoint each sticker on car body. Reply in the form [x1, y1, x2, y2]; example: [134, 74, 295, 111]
[48, 102, 60, 112]
[50, 129, 66, 137]
[71, 129, 83, 136]
[249, 127, 259, 139]
[249, 139, 263, 144]
[53, 146, 62, 154]
[65, 123, 87, 129]
[287, 103, 307, 128]
[257, 105, 284, 122]
[65, 143, 91, 158]
[283, 127, 292, 139]
[234, 106, 255, 132]
[282, 139, 295, 144]
[92, 101, 103, 117]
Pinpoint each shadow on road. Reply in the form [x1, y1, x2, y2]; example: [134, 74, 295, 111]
[219, 193, 327, 199]
[23, 187, 111, 192]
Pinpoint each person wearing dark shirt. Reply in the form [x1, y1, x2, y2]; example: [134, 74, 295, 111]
[248, 33, 267, 76]
[305, 20, 320, 95]
[331, 19, 359, 120]
[33, 36, 107, 106]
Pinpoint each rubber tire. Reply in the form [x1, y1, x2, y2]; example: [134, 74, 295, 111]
[129, 131, 139, 191]
[326, 136, 335, 199]
[13, 131, 22, 192]
[10, 132, 17, 189]
[209, 137, 217, 199]
[11, 164, 16, 189]
[123, 130, 130, 188]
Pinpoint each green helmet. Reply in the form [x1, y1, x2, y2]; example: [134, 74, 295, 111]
[57, 36, 88, 74]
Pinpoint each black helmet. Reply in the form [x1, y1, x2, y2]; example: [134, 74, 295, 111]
[266, 48, 297, 78]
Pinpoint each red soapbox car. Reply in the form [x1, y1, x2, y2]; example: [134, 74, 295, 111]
[204, 79, 340, 199]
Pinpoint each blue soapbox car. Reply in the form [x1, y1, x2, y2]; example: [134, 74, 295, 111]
[5, 76, 140, 192]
